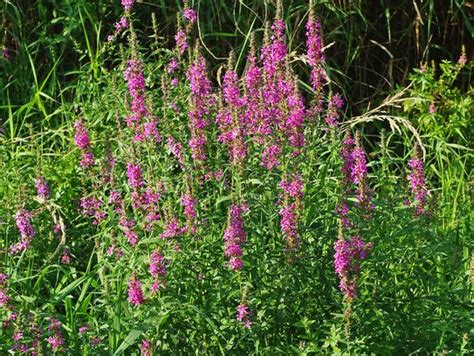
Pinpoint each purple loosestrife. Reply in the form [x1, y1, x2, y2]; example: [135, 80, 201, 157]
[113, 16, 128, 34]
[408, 148, 428, 216]
[175, 30, 189, 56]
[334, 236, 372, 300]
[35, 176, 50, 203]
[279, 174, 303, 199]
[186, 53, 212, 164]
[167, 58, 179, 74]
[279, 174, 304, 251]
[160, 218, 186, 239]
[326, 93, 344, 127]
[223, 204, 247, 271]
[126, 162, 144, 189]
[0, 274, 9, 306]
[243, 50, 263, 141]
[47, 318, 65, 352]
[80, 195, 106, 225]
[149, 250, 166, 293]
[219, 64, 248, 164]
[284, 79, 306, 148]
[181, 193, 197, 220]
[61, 248, 71, 264]
[236, 303, 252, 328]
[305, 13, 326, 112]
[128, 275, 144, 306]
[261, 19, 287, 79]
[279, 203, 299, 250]
[74, 120, 95, 169]
[351, 138, 373, 211]
[261, 144, 282, 170]
[140, 339, 152, 356]
[167, 136, 185, 168]
[124, 59, 148, 134]
[183, 8, 197, 24]
[121, 0, 134, 11]
[10, 209, 35, 254]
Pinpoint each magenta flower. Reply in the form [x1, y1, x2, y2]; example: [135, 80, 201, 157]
[121, 0, 134, 11]
[167, 58, 179, 73]
[183, 8, 197, 23]
[124, 59, 148, 130]
[408, 150, 428, 216]
[279, 174, 303, 199]
[10, 209, 35, 254]
[261, 144, 282, 170]
[186, 54, 212, 163]
[334, 236, 372, 300]
[74, 120, 95, 168]
[160, 218, 186, 239]
[149, 250, 166, 292]
[236, 303, 252, 328]
[47, 319, 65, 352]
[114, 16, 128, 31]
[181, 193, 197, 220]
[305, 14, 326, 105]
[326, 93, 344, 127]
[61, 248, 71, 264]
[35, 176, 50, 202]
[140, 339, 152, 356]
[128, 275, 144, 306]
[175, 30, 189, 56]
[74, 120, 91, 150]
[279, 203, 299, 250]
[0, 289, 9, 306]
[223, 204, 247, 271]
[149, 251, 166, 278]
[167, 136, 185, 167]
[126, 163, 144, 188]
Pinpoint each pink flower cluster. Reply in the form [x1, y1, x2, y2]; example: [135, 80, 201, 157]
[186, 55, 212, 163]
[149, 250, 166, 293]
[124, 60, 147, 131]
[47, 318, 65, 352]
[339, 134, 373, 214]
[279, 174, 304, 250]
[141, 339, 153, 356]
[183, 8, 197, 24]
[160, 218, 186, 239]
[167, 136, 185, 168]
[175, 30, 189, 56]
[80, 195, 106, 225]
[408, 151, 428, 216]
[0, 274, 9, 307]
[74, 120, 94, 168]
[181, 193, 197, 222]
[35, 176, 50, 203]
[326, 93, 344, 127]
[223, 204, 247, 271]
[121, 0, 134, 11]
[128, 275, 144, 306]
[306, 14, 326, 111]
[236, 303, 252, 328]
[334, 236, 372, 300]
[10, 209, 35, 254]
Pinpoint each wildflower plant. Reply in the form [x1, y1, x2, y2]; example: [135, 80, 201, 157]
[0, 0, 471, 354]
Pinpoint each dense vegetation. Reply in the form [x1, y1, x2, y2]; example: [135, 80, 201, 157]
[0, 0, 472, 354]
